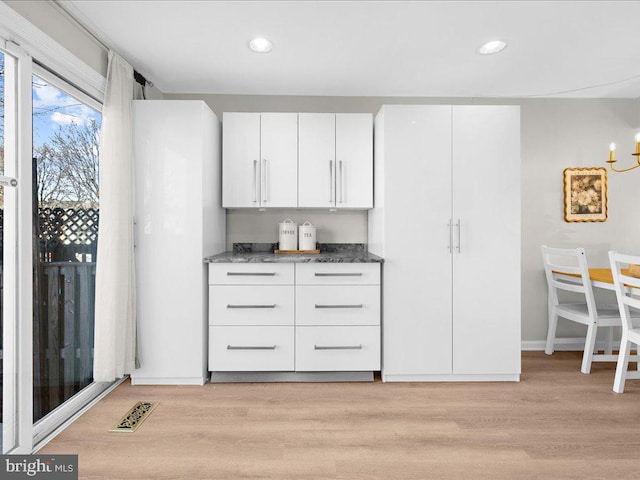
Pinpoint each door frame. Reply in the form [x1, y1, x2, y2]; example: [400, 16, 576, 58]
[2, 38, 34, 454]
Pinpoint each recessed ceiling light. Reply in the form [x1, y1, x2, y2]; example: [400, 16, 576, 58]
[477, 40, 507, 55]
[249, 37, 273, 53]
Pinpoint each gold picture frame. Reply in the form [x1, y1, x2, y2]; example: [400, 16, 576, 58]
[563, 167, 607, 222]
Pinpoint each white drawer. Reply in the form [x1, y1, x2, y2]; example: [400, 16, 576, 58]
[296, 263, 380, 285]
[296, 286, 380, 326]
[295, 326, 380, 372]
[209, 326, 294, 371]
[209, 263, 294, 285]
[210, 286, 294, 326]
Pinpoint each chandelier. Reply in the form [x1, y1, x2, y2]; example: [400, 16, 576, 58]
[607, 134, 640, 172]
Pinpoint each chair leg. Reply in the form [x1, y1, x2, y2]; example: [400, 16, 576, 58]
[605, 327, 614, 355]
[545, 312, 558, 356]
[613, 334, 632, 394]
[581, 323, 598, 374]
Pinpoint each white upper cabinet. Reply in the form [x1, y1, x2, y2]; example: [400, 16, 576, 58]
[222, 113, 261, 208]
[298, 113, 336, 208]
[224, 112, 373, 209]
[336, 114, 373, 209]
[222, 112, 297, 208]
[260, 113, 298, 207]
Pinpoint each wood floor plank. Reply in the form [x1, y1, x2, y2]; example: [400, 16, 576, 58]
[39, 352, 640, 479]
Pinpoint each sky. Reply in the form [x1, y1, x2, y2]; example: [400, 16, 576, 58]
[1, 49, 100, 149]
[32, 75, 102, 147]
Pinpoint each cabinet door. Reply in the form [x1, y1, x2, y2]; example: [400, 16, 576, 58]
[298, 113, 336, 208]
[381, 106, 453, 376]
[452, 106, 521, 375]
[260, 113, 298, 207]
[222, 112, 261, 208]
[336, 114, 373, 209]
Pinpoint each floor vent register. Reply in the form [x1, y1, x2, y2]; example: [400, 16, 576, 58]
[110, 402, 159, 433]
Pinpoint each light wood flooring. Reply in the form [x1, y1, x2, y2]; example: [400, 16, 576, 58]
[40, 352, 640, 479]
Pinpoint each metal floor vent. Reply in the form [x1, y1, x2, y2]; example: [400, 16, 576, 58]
[110, 402, 159, 433]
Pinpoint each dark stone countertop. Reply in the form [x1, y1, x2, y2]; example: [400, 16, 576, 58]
[204, 243, 384, 264]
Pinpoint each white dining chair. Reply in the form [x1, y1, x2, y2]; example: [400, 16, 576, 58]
[609, 251, 640, 393]
[542, 246, 623, 374]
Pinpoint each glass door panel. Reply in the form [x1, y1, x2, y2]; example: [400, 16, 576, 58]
[32, 74, 101, 421]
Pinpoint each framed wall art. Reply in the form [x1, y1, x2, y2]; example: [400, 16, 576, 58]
[563, 167, 607, 222]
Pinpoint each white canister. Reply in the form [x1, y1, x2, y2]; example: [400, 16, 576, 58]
[299, 221, 317, 251]
[278, 218, 298, 250]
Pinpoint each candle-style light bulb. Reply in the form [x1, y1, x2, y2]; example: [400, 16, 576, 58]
[609, 142, 616, 162]
[635, 133, 640, 154]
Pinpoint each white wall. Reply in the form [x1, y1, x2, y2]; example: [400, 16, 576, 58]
[5, 0, 165, 99]
[5, 0, 107, 75]
[224, 210, 367, 251]
[167, 92, 640, 343]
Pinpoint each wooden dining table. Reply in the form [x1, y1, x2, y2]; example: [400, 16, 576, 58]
[554, 268, 633, 291]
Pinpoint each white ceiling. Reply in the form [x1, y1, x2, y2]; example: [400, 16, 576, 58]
[62, 1, 640, 98]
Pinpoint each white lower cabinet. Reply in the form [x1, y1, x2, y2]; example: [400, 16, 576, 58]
[209, 285, 294, 326]
[209, 326, 294, 371]
[208, 262, 381, 375]
[295, 326, 380, 371]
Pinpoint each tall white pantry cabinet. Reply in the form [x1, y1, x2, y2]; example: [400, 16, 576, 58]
[369, 105, 521, 382]
[131, 100, 226, 385]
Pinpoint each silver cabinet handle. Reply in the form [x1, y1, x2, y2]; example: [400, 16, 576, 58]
[314, 345, 362, 350]
[227, 272, 276, 276]
[315, 304, 363, 309]
[227, 345, 277, 350]
[262, 159, 268, 203]
[456, 218, 461, 253]
[338, 160, 344, 203]
[227, 304, 276, 309]
[252, 160, 258, 203]
[314, 272, 362, 277]
[329, 160, 334, 203]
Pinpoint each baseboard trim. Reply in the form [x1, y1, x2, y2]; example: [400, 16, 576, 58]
[210, 371, 374, 383]
[130, 376, 205, 386]
[521, 338, 620, 352]
[382, 373, 520, 383]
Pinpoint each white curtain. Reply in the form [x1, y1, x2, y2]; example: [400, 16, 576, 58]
[93, 51, 138, 382]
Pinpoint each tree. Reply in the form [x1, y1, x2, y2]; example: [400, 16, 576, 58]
[49, 120, 100, 205]
[35, 119, 101, 208]
[34, 143, 66, 206]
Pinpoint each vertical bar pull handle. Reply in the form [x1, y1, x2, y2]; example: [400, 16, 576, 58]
[252, 160, 258, 203]
[456, 219, 461, 253]
[262, 159, 268, 203]
[329, 160, 334, 203]
[338, 160, 344, 203]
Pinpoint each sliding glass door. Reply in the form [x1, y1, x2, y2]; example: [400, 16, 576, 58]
[1, 41, 34, 454]
[0, 47, 8, 454]
[1, 40, 107, 454]
[31, 70, 101, 422]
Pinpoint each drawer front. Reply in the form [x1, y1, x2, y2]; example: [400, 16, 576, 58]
[296, 286, 380, 326]
[295, 326, 380, 372]
[209, 326, 294, 371]
[209, 263, 294, 285]
[210, 286, 294, 326]
[296, 263, 380, 286]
